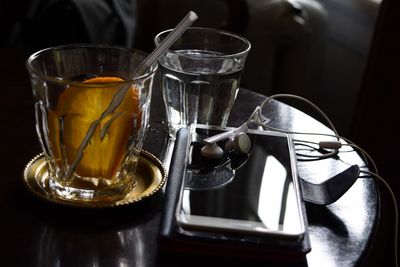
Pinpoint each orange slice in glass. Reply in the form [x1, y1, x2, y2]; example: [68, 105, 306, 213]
[49, 77, 140, 179]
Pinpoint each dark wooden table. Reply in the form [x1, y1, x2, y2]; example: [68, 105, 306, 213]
[0, 48, 381, 267]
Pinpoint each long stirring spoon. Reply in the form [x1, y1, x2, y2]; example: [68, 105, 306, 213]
[65, 11, 198, 179]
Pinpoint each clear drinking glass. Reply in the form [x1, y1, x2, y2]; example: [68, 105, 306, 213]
[154, 27, 251, 138]
[26, 44, 157, 202]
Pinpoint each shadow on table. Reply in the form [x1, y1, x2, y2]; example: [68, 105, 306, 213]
[13, 181, 164, 267]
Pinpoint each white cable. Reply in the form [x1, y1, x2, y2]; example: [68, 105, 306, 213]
[337, 136, 379, 175]
[260, 94, 340, 137]
[259, 94, 375, 168]
[295, 138, 396, 266]
[292, 136, 376, 173]
[341, 143, 379, 175]
[295, 140, 398, 267]
[261, 94, 397, 266]
[259, 94, 341, 160]
[208, 92, 397, 264]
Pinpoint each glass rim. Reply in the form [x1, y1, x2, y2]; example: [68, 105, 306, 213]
[154, 27, 251, 59]
[25, 43, 158, 86]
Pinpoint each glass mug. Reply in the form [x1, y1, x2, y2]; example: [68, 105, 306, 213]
[155, 27, 251, 138]
[26, 44, 157, 202]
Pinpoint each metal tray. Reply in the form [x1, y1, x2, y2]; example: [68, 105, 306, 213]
[23, 150, 166, 208]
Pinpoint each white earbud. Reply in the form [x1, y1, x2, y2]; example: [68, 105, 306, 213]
[224, 132, 251, 154]
[200, 142, 224, 159]
[200, 124, 251, 159]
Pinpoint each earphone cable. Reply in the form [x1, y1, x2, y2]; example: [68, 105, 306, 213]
[259, 94, 340, 138]
[260, 93, 396, 266]
[259, 94, 374, 167]
[292, 137, 377, 174]
[342, 143, 379, 175]
[259, 94, 341, 160]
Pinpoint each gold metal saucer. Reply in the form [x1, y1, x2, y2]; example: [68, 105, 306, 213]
[23, 150, 166, 208]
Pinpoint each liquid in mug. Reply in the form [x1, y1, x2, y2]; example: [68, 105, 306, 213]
[159, 49, 242, 136]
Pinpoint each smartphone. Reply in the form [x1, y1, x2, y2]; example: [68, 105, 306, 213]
[175, 124, 307, 240]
